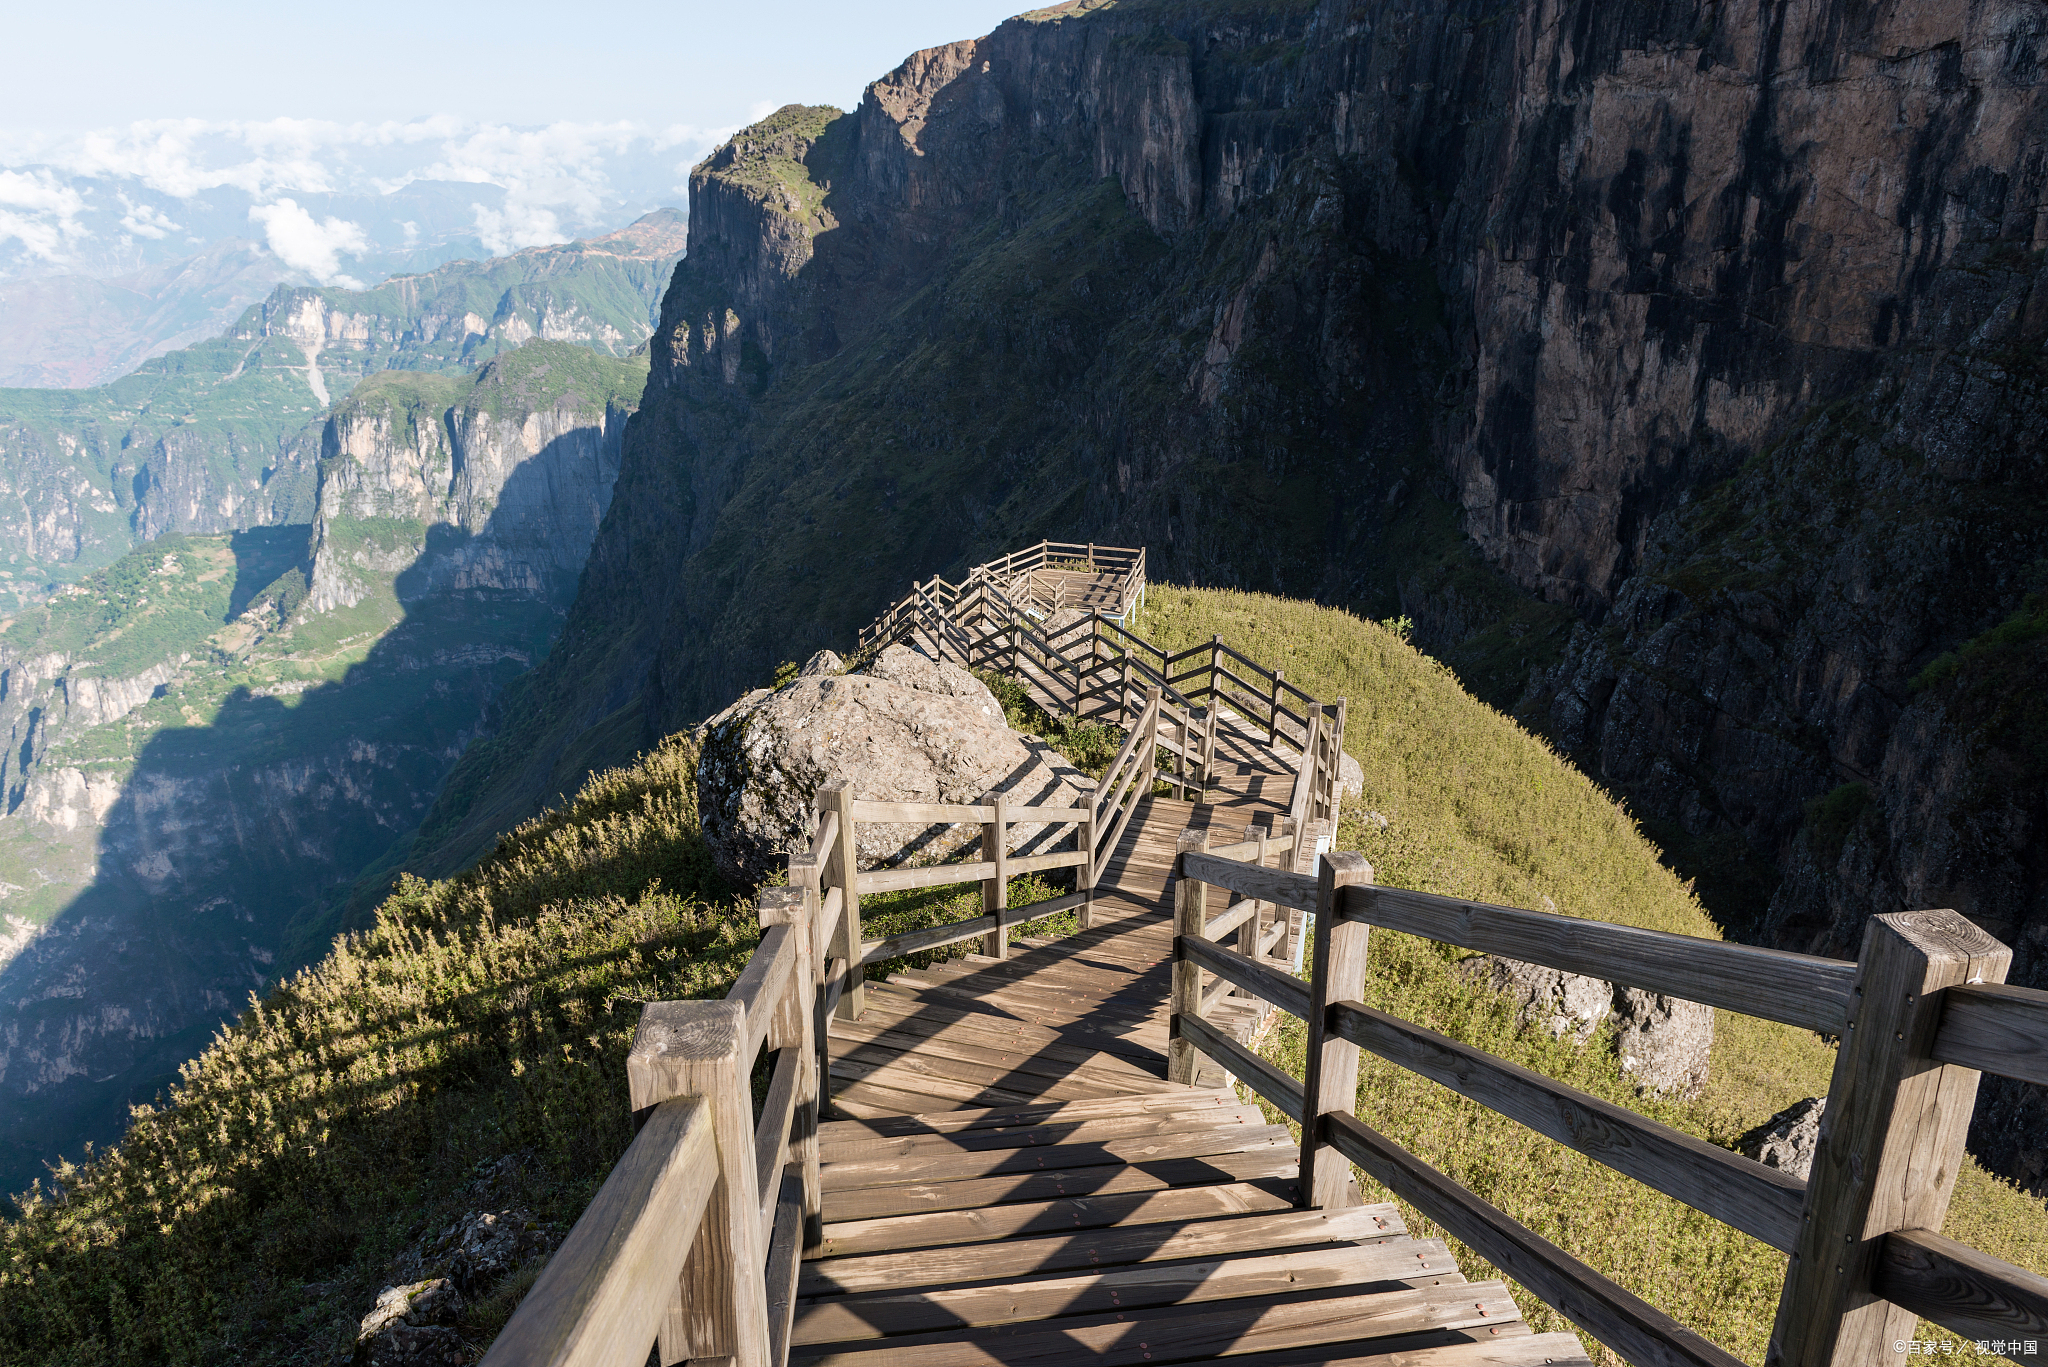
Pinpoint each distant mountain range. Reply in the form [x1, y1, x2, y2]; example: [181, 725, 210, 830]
[0, 209, 685, 604]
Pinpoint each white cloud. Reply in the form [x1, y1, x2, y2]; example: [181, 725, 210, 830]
[248, 198, 367, 287]
[116, 194, 180, 239]
[0, 115, 710, 281]
[0, 168, 89, 260]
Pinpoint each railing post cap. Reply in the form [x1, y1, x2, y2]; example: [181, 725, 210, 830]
[1177, 828, 1210, 852]
[1319, 849, 1372, 885]
[1869, 908, 2006, 963]
[631, 998, 745, 1064]
[758, 886, 809, 928]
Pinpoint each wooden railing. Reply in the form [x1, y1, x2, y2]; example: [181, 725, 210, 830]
[802, 781, 1099, 1023]
[856, 541, 1147, 656]
[480, 777, 1107, 1367]
[857, 560, 1346, 891]
[1169, 842, 2048, 1367]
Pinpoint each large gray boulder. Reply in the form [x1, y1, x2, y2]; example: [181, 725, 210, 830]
[698, 645, 1094, 884]
[1457, 953, 1714, 1098]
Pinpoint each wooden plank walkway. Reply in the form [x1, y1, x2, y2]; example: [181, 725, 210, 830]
[808, 783, 1592, 1367]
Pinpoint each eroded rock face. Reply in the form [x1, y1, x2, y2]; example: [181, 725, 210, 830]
[354, 1279, 463, 1366]
[1457, 953, 1713, 1098]
[1738, 1097, 1827, 1181]
[1611, 987, 1713, 1099]
[1458, 955, 1612, 1043]
[697, 645, 1093, 884]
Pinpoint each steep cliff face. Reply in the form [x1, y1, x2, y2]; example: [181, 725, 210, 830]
[0, 342, 644, 1199]
[418, 0, 2047, 1180]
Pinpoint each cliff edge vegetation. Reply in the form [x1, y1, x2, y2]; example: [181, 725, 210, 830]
[1, 586, 2039, 1367]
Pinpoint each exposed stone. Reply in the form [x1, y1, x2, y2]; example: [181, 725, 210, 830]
[1611, 987, 1713, 1099]
[1736, 1097, 1827, 1181]
[1456, 953, 1713, 1096]
[354, 1279, 463, 1366]
[697, 644, 1094, 883]
[1457, 955, 1610, 1043]
[800, 649, 845, 677]
[431, 1208, 539, 1295]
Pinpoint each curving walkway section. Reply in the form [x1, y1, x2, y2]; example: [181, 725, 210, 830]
[798, 788, 1593, 1366]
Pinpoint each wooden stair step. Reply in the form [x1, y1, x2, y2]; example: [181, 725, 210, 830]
[835, 999, 1170, 1081]
[794, 1240, 1463, 1344]
[818, 1121, 1295, 1191]
[802, 1202, 1413, 1296]
[828, 1073, 1041, 1118]
[818, 1090, 1233, 1146]
[820, 1098, 1257, 1163]
[860, 984, 1169, 1063]
[818, 1146, 1303, 1223]
[894, 968, 1166, 1024]
[889, 978, 1172, 1038]
[829, 1038, 1139, 1104]
[853, 993, 1169, 1066]
[1182, 1328, 1593, 1367]
[788, 1278, 1525, 1366]
[827, 1019, 1180, 1096]
[815, 1176, 1304, 1257]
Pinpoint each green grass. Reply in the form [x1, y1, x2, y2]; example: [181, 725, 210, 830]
[1131, 585, 2047, 1365]
[0, 738, 742, 1367]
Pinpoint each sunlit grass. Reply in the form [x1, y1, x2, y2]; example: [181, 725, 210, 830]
[1134, 584, 2047, 1365]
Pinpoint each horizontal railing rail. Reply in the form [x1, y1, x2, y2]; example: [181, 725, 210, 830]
[1165, 829, 2045, 1367]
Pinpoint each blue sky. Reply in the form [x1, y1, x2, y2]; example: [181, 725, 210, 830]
[2, 2, 1034, 132]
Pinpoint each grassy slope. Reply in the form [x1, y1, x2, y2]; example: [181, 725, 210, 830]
[2, 585, 2039, 1365]
[1133, 585, 2047, 1364]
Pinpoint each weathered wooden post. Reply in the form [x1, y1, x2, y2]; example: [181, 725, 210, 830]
[1767, 910, 2012, 1367]
[980, 792, 1009, 959]
[1145, 684, 1163, 796]
[1079, 787, 1099, 931]
[1269, 669, 1285, 745]
[1199, 703, 1219, 800]
[627, 1001, 770, 1367]
[1242, 822, 1270, 967]
[1298, 848, 1374, 1210]
[756, 887, 821, 1250]
[822, 782, 863, 1021]
[786, 815, 832, 1124]
[1118, 655, 1133, 726]
[1168, 827, 1210, 1085]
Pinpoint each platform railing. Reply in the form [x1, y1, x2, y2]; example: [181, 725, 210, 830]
[478, 807, 850, 1367]
[1169, 841, 2048, 1367]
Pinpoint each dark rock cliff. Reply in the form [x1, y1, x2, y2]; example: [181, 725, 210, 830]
[419, 0, 2048, 1183]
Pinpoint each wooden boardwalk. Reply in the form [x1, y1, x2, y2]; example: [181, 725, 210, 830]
[805, 787, 1591, 1366]
[492, 545, 2048, 1367]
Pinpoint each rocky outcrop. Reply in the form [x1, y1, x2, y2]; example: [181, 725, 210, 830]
[1457, 953, 1713, 1098]
[698, 645, 1093, 885]
[354, 1280, 464, 1367]
[1737, 1097, 1827, 1182]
